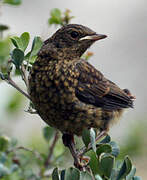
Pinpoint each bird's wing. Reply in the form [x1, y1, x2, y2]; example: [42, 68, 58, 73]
[75, 60, 133, 110]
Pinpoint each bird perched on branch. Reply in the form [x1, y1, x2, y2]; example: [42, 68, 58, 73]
[29, 24, 135, 168]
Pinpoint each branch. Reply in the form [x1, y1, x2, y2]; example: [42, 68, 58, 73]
[20, 63, 29, 88]
[78, 144, 102, 157]
[5, 75, 30, 100]
[1, 59, 30, 100]
[8, 146, 43, 161]
[45, 131, 60, 167]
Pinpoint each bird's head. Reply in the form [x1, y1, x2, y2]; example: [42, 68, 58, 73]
[40, 24, 107, 59]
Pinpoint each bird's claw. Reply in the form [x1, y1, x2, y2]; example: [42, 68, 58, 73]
[74, 155, 90, 170]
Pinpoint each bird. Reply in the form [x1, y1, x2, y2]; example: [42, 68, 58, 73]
[28, 24, 135, 168]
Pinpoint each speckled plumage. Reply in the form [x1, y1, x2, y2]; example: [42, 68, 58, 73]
[29, 24, 134, 136]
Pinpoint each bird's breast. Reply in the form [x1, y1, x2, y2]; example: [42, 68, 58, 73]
[29, 59, 79, 112]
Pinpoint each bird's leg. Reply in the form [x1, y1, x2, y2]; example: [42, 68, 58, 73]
[62, 134, 83, 170]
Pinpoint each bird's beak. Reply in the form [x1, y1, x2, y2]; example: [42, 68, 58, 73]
[79, 34, 107, 41]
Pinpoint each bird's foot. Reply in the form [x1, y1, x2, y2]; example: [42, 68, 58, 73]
[74, 155, 90, 170]
[62, 133, 88, 170]
[62, 131, 107, 170]
[79, 155, 90, 164]
[79, 155, 90, 166]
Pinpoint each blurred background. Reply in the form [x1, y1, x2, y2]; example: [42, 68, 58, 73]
[0, 0, 146, 178]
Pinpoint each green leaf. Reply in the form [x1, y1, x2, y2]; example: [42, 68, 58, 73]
[24, 51, 31, 60]
[42, 126, 55, 142]
[109, 141, 120, 157]
[49, 17, 62, 25]
[0, 153, 7, 164]
[86, 150, 99, 176]
[99, 154, 114, 178]
[133, 176, 142, 180]
[0, 73, 8, 80]
[99, 135, 111, 144]
[0, 24, 9, 32]
[126, 167, 136, 180]
[10, 164, 19, 173]
[49, 18, 58, 25]
[10, 36, 22, 48]
[96, 144, 112, 157]
[82, 129, 90, 148]
[25, 51, 37, 64]
[110, 169, 118, 180]
[52, 168, 59, 180]
[61, 170, 65, 180]
[115, 160, 123, 169]
[0, 163, 9, 177]
[11, 32, 30, 52]
[116, 156, 132, 180]
[0, 37, 11, 63]
[90, 128, 96, 152]
[49, 8, 62, 25]
[0, 136, 10, 151]
[30, 36, 43, 58]
[80, 171, 93, 180]
[0, 72, 5, 80]
[51, 8, 61, 19]
[65, 167, 80, 180]
[3, 0, 21, 5]
[20, 32, 30, 51]
[11, 48, 24, 69]
[95, 174, 103, 180]
[28, 55, 37, 64]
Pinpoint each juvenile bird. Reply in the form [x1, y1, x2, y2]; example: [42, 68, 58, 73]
[29, 24, 135, 168]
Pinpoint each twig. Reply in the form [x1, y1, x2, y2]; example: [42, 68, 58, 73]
[5, 75, 30, 100]
[78, 143, 101, 157]
[8, 146, 43, 161]
[2, 59, 30, 100]
[45, 131, 60, 167]
[20, 64, 29, 88]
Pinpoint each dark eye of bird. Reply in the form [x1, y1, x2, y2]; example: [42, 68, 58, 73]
[70, 31, 79, 39]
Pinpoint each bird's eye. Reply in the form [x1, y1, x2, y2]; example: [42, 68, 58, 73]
[70, 31, 79, 39]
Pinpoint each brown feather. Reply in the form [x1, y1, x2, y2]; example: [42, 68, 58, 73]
[75, 60, 133, 110]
